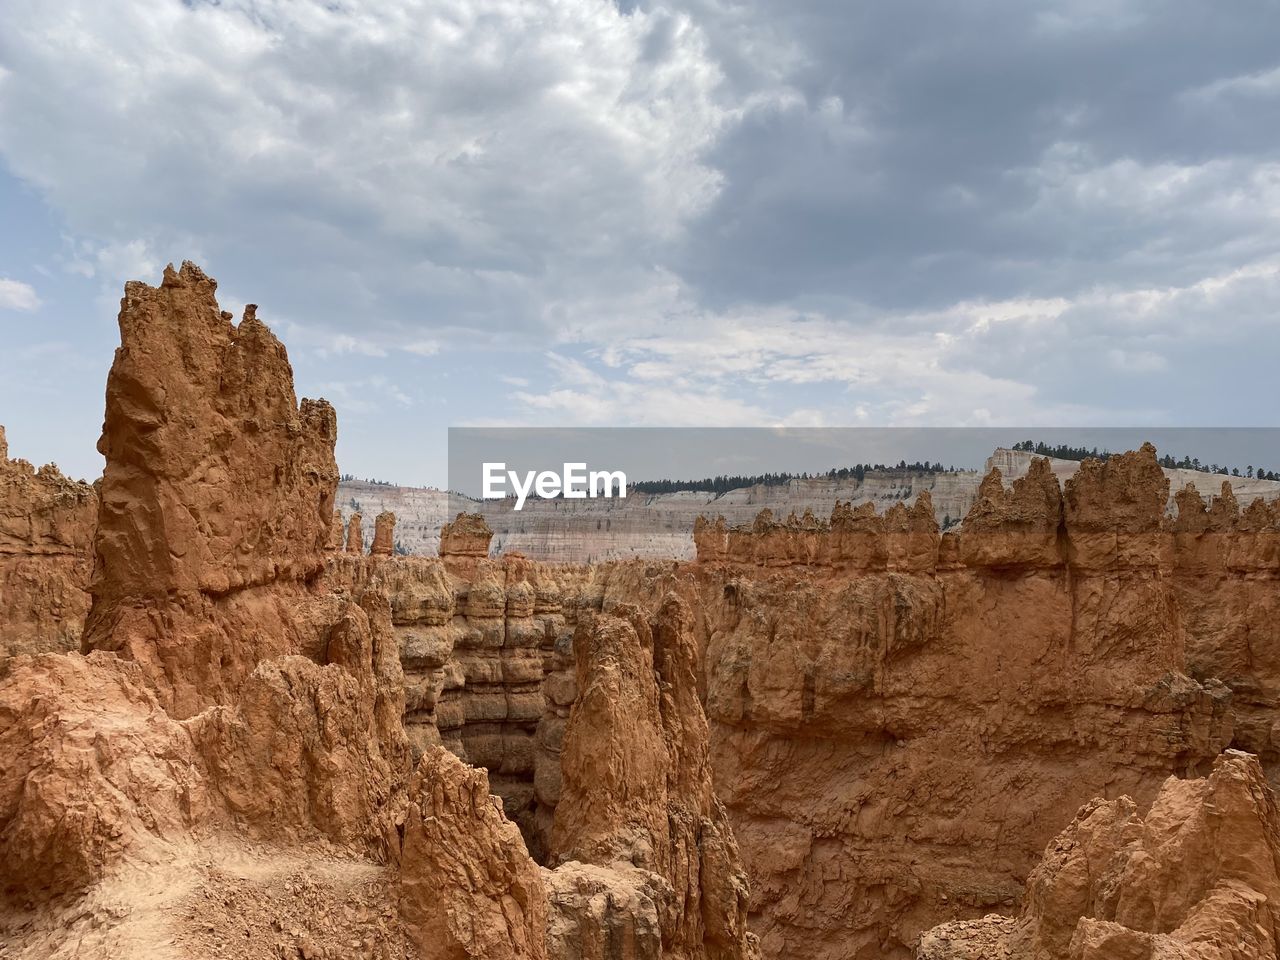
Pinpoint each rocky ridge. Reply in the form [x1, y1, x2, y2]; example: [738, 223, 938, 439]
[0, 264, 752, 960]
[680, 447, 1280, 956]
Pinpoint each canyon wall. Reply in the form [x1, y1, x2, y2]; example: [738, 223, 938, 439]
[327, 450, 1280, 958]
[338, 450, 1280, 563]
[326, 547, 598, 857]
[680, 448, 1280, 958]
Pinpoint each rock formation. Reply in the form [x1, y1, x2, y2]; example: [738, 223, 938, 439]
[690, 445, 1239, 957]
[338, 447, 1280, 563]
[919, 750, 1280, 959]
[1, 263, 753, 960]
[546, 597, 752, 960]
[1168, 481, 1280, 785]
[0, 426, 97, 658]
[10, 262, 1280, 960]
[0, 651, 204, 899]
[1, 265, 407, 913]
[400, 747, 548, 960]
[372, 510, 396, 556]
[441, 511, 494, 557]
[81, 263, 341, 717]
[346, 510, 364, 554]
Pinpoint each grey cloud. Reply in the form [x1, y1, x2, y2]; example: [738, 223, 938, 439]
[2, 0, 1279, 475]
[663, 0, 1280, 308]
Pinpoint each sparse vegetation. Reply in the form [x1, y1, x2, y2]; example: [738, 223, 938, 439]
[631, 461, 959, 497]
[1010, 440, 1277, 481]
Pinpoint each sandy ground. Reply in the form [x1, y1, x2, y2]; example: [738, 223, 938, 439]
[0, 836, 411, 960]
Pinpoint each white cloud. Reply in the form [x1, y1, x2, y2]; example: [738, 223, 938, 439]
[1186, 64, 1280, 103]
[0, 278, 40, 311]
[3, 0, 1280, 482]
[1107, 348, 1167, 373]
[506, 251, 1280, 429]
[403, 340, 441, 357]
[317, 375, 414, 414]
[0, 0, 733, 341]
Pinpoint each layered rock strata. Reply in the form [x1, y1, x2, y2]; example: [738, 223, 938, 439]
[326, 551, 599, 858]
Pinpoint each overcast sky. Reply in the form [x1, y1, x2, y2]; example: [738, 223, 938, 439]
[2, 0, 1279, 486]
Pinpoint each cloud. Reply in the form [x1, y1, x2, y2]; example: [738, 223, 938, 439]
[317, 375, 414, 414]
[0, 0, 730, 346]
[403, 340, 441, 357]
[665, 1, 1280, 309]
[3, 0, 1280, 485]
[0, 278, 39, 311]
[511, 252, 1280, 429]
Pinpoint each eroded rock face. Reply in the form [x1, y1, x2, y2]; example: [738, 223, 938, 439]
[0, 427, 97, 658]
[547, 596, 753, 960]
[323, 449, 1280, 959]
[326, 552, 601, 859]
[919, 750, 1280, 959]
[372, 510, 396, 556]
[1, 265, 409, 907]
[441, 511, 495, 558]
[400, 746, 548, 960]
[1168, 482, 1280, 784]
[1, 263, 755, 960]
[82, 262, 340, 717]
[12, 265, 1280, 960]
[189, 589, 408, 854]
[690, 447, 1235, 957]
[0, 652, 206, 899]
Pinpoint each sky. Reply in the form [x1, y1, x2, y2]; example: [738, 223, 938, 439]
[2, 0, 1279, 487]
